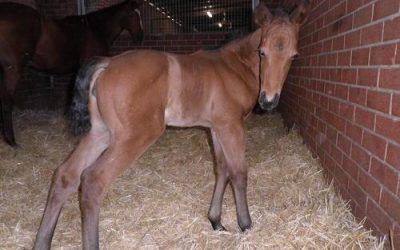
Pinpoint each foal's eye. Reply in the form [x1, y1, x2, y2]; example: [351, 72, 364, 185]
[291, 54, 299, 60]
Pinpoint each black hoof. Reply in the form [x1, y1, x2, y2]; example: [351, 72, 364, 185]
[239, 221, 252, 232]
[5, 138, 17, 147]
[210, 221, 227, 231]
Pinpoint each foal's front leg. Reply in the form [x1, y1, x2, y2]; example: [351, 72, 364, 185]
[208, 130, 229, 231]
[213, 121, 252, 231]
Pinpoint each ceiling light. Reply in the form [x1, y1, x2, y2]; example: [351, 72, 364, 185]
[206, 11, 213, 18]
[218, 22, 223, 28]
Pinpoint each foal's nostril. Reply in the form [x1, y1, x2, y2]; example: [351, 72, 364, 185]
[272, 93, 280, 106]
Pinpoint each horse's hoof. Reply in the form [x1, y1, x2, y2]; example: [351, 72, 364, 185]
[239, 221, 252, 232]
[210, 221, 226, 231]
[5, 138, 17, 148]
[214, 224, 227, 231]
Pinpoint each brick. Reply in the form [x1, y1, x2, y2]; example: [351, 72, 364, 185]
[326, 112, 346, 132]
[346, 121, 364, 144]
[351, 143, 371, 170]
[342, 69, 358, 84]
[366, 199, 393, 234]
[359, 170, 382, 202]
[354, 5, 373, 28]
[384, 16, 400, 41]
[380, 189, 400, 222]
[325, 83, 335, 96]
[347, 0, 364, 13]
[338, 133, 352, 155]
[355, 107, 375, 130]
[393, 94, 400, 117]
[373, 0, 400, 20]
[337, 51, 351, 66]
[345, 30, 361, 48]
[343, 155, 359, 179]
[366, 90, 391, 113]
[325, 1, 347, 25]
[386, 143, 400, 170]
[325, 154, 336, 173]
[335, 164, 349, 187]
[332, 36, 345, 50]
[357, 69, 378, 87]
[362, 131, 387, 159]
[351, 48, 370, 65]
[339, 102, 354, 121]
[349, 180, 367, 208]
[375, 115, 400, 144]
[335, 85, 349, 100]
[349, 87, 367, 105]
[332, 144, 344, 163]
[370, 44, 396, 65]
[360, 23, 383, 45]
[327, 53, 338, 66]
[370, 157, 398, 194]
[379, 68, 400, 90]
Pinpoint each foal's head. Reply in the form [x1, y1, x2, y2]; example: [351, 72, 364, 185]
[119, 0, 144, 42]
[254, 1, 310, 112]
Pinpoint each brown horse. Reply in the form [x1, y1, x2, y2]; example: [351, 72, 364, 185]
[34, 1, 310, 249]
[0, 0, 144, 147]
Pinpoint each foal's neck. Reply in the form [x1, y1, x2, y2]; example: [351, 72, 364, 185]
[224, 29, 261, 81]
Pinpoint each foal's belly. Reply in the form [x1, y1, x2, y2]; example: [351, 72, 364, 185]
[164, 105, 210, 128]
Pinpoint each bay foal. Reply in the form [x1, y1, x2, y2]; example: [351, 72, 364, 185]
[34, 1, 310, 249]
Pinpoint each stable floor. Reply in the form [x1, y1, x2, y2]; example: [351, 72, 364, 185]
[0, 111, 384, 249]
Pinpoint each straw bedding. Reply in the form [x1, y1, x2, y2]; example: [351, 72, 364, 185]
[0, 110, 385, 249]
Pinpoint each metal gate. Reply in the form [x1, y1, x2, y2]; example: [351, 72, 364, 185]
[79, 0, 254, 34]
[142, 0, 253, 34]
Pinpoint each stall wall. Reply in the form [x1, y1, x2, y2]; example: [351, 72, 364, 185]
[279, 0, 400, 246]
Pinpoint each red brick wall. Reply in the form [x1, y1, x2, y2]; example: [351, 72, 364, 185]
[279, 0, 400, 247]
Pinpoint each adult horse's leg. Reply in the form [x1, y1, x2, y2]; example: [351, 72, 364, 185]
[34, 128, 110, 249]
[213, 121, 252, 231]
[0, 64, 19, 146]
[80, 120, 165, 250]
[208, 130, 229, 231]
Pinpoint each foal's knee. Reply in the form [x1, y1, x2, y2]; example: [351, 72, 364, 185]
[52, 167, 81, 194]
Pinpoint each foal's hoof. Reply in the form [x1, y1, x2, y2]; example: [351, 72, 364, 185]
[211, 222, 227, 231]
[239, 221, 252, 232]
[5, 139, 17, 148]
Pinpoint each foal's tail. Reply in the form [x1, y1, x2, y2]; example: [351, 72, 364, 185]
[70, 57, 108, 136]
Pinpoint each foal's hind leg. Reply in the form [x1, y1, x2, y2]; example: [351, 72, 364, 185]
[79, 124, 164, 250]
[213, 121, 252, 231]
[208, 130, 229, 231]
[33, 129, 110, 250]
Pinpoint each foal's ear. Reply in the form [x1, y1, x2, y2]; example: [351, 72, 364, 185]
[254, 2, 273, 27]
[290, 0, 311, 26]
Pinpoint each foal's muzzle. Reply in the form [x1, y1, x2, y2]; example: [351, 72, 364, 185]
[258, 92, 280, 111]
